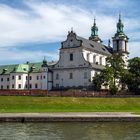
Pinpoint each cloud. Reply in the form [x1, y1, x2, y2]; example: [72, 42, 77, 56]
[129, 42, 140, 58]
[0, 1, 117, 47]
[0, 0, 139, 65]
[0, 47, 58, 65]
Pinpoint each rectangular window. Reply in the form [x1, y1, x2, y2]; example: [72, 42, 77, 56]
[1, 85, 3, 89]
[43, 76, 46, 79]
[87, 53, 90, 61]
[29, 76, 32, 80]
[37, 76, 39, 80]
[35, 83, 38, 89]
[12, 84, 14, 88]
[18, 84, 21, 89]
[18, 75, 21, 80]
[70, 53, 73, 61]
[12, 76, 14, 80]
[56, 74, 59, 80]
[7, 85, 9, 89]
[84, 72, 87, 79]
[93, 55, 96, 63]
[7, 78, 9, 81]
[100, 57, 102, 65]
[1, 78, 3, 82]
[56, 84, 59, 88]
[25, 84, 28, 89]
[29, 84, 32, 89]
[69, 73, 73, 79]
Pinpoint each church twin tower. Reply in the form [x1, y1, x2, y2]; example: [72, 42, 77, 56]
[89, 15, 129, 64]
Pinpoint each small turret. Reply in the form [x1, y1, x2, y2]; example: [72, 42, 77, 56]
[89, 18, 102, 43]
[42, 57, 48, 67]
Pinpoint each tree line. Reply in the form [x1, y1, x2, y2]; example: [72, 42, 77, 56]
[92, 54, 140, 95]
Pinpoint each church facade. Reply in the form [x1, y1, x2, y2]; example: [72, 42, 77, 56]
[0, 15, 129, 90]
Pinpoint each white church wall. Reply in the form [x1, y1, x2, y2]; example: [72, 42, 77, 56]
[53, 68, 91, 88]
[0, 75, 10, 89]
[82, 49, 107, 65]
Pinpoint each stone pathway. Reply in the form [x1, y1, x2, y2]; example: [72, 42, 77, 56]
[0, 112, 139, 122]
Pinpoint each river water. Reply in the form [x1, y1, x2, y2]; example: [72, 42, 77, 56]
[0, 122, 140, 140]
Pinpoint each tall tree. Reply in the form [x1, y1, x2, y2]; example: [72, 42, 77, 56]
[124, 57, 140, 94]
[93, 53, 126, 94]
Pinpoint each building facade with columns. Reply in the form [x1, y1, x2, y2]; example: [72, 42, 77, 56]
[0, 16, 129, 90]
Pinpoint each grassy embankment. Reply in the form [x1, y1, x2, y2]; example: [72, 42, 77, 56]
[0, 96, 139, 113]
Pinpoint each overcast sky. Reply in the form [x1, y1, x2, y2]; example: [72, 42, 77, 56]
[0, 0, 139, 65]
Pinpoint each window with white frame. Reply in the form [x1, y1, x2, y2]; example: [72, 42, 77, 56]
[18, 84, 21, 89]
[18, 75, 21, 80]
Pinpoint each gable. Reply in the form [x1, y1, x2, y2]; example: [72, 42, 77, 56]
[61, 31, 82, 48]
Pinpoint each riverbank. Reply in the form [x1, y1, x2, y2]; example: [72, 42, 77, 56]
[0, 112, 140, 122]
[0, 96, 140, 113]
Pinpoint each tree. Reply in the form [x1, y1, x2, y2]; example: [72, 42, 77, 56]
[93, 53, 126, 94]
[124, 57, 140, 94]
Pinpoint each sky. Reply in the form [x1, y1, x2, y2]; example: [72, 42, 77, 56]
[0, 0, 139, 65]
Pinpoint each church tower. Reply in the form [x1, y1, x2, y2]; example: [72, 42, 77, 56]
[112, 14, 129, 66]
[89, 18, 102, 43]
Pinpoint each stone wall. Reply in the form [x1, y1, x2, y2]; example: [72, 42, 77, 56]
[0, 90, 137, 97]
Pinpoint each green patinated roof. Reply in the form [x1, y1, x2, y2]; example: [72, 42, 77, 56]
[0, 64, 18, 75]
[0, 61, 57, 75]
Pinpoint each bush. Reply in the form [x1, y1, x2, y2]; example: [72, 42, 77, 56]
[110, 85, 118, 95]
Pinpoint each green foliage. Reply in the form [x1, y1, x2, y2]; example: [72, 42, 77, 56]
[93, 53, 126, 94]
[109, 84, 118, 95]
[92, 73, 103, 90]
[124, 57, 140, 94]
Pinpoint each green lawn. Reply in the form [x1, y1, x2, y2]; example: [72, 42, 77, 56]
[0, 96, 139, 113]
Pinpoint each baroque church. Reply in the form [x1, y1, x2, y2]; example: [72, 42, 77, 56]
[0, 15, 129, 90]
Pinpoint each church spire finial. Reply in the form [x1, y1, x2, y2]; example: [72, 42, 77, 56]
[116, 13, 124, 34]
[108, 39, 111, 47]
[119, 12, 121, 21]
[94, 17, 96, 25]
[71, 27, 73, 32]
[89, 18, 102, 42]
